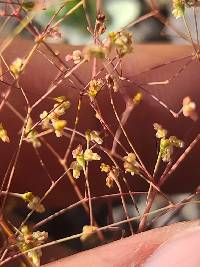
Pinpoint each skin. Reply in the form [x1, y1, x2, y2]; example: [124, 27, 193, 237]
[1, 39, 200, 266]
[42, 220, 200, 267]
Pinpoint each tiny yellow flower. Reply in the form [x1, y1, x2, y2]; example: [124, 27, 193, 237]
[153, 123, 168, 139]
[52, 119, 67, 137]
[133, 92, 143, 105]
[123, 153, 140, 175]
[80, 225, 98, 242]
[17, 226, 48, 267]
[10, 58, 24, 78]
[72, 50, 82, 64]
[100, 163, 111, 173]
[22, 192, 45, 213]
[106, 175, 114, 188]
[107, 31, 133, 57]
[172, 0, 185, 19]
[88, 79, 103, 98]
[0, 123, 10, 143]
[85, 130, 103, 144]
[182, 96, 198, 121]
[84, 149, 101, 161]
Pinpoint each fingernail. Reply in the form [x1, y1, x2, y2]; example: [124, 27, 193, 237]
[143, 227, 200, 267]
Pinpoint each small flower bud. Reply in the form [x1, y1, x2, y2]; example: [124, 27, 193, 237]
[22, 192, 45, 213]
[52, 119, 67, 137]
[71, 161, 83, 179]
[0, 123, 10, 143]
[172, 0, 185, 18]
[123, 153, 140, 175]
[84, 149, 101, 161]
[17, 226, 48, 266]
[72, 50, 82, 64]
[90, 130, 103, 144]
[10, 58, 24, 78]
[133, 92, 143, 105]
[106, 31, 133, 57]
[106, 175, 114, 188]
[153, 123, 168, 139]
[88, 79, 103, 98]
[182, 96, 198, 121]
[81, 225, 98, 242]
[100, 163, 111, 173]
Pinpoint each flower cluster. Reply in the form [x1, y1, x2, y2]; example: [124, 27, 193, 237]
[65, 50, 82, 64]
[80, 225, 98, 242]
[106, 31, 133, 58]
[0, 123, 10, 143]
[172, 0, 185, 18]
[85, 130, 103, 145]
[87, 79, 104, 98]
[100, 163, 119, 188]
[100, 163, 111, 173]
[40, 96, 70, 137]
[154, 123, 184, 162]
[123, 153, 140, 175]
[71, 145, 101, 179]
[133, 92, 143, 106]
[17, 225, 48, 266]
[182, 96, 198, 121]
[10, 58, 24, 79]
[22, 192, 45, 213]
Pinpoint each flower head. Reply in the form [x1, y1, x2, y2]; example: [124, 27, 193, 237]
[172, 0, 185, 18]
[154, 123, 184, 162]
[133, 92, 143, 106]
[100, 163, 111, 173]
[106, 31, 133, 57]
[106, 175, 114, 188]
[101, 166, 119, 188]
[88, 79, 103, 98]
[17, 225, 48, 266]
[52, 119, 67, 137]
[153, 123, 168, 139]
[22, 192, 45, 213]
[40, 97, 70, 137]
[123, 153, 140, 175]
[65, 50, 83, 64]
[85, 130, 103, 144]
[80, 225, 98, 242]
[10, 58, 24, 78]
[0, 123, 10, 143]
[71, 145, 101, 179]
[70, 161, 83, 179]
[182, 96, 198, 121]
[84, 149, 101, 161]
